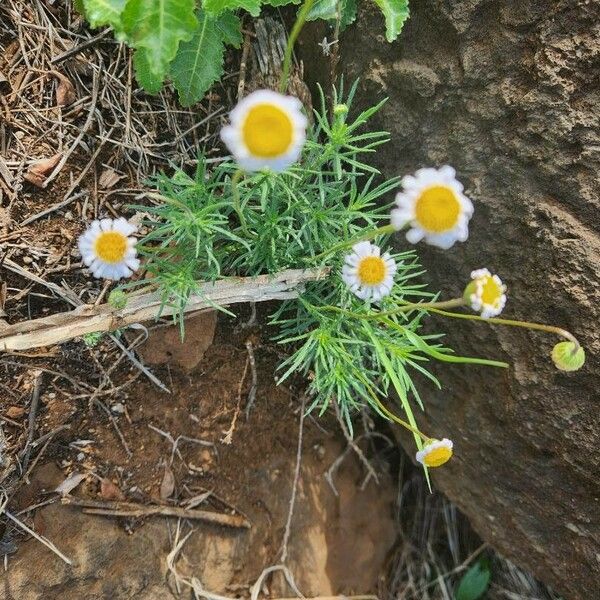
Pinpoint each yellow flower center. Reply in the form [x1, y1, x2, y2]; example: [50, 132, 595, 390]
[414, 186, 461, 233]
[242, 103, 293, 158]
[94, 231, 128, 264]
[423, 445, 453, 467]
[479, 275, 502, 306]
[357, 256, 386, 286]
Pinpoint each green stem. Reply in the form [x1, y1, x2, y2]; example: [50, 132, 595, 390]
[427, 308, 581, 351]
[319, 298, 465, 319]
[231, 169, 249, 236]
[279, 0, 315, 93]
[313, 223, 397, 261]
[373, 397, 431, 442]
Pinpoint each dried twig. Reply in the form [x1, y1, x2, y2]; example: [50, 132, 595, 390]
[0, 268, 329, 351]
[280, 394, 306, 564]
[18, 370, 43, 473]
[244, 340, 258, 419]
[1, 494, 73, 565]
[221, 349, 251, 445]
[61, 496, 251, 529]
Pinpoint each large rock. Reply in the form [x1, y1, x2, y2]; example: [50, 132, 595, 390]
[339, 2, 599, 599]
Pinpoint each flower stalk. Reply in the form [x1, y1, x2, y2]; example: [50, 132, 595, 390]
[428, 307, 581, 351]
[279, 0, 315, 93]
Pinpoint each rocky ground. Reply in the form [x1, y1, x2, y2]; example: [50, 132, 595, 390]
[0, 1, 580, 599]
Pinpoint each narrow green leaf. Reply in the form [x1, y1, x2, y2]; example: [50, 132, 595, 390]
[204, 0, 263, 17]
[82, 0, 126, 29]
[215, 11, 243, 48]
[122, 0, 197, 92]
[170, 10, 225, 107]
[455, 560, 491, 600]
[372, 0, 409, 42]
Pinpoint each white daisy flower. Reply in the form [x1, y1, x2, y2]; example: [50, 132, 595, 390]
[465, 268, 507, 318]
[78, 218, 140, 280]
[391, 166, 474, 249]
[342, 241, 397, 302]
[220, 89, 308, 172]
[416, 438, 453, 468]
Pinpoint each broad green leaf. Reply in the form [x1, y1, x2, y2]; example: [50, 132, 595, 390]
[306, 0, 356, 28]
[262, 0, 301, 6]
[455, 560, 491, 600]
[340, 0, 358, 28]
[133, 48, 165, 94]
[82, 0, 126, 29]
[204, 0, 262, 17]
[372, 0, 409, 42]
[215, 11, 243, 48]
[122, 0, 197, 92]
[170, 10, 225, 107]
[306, 0, 337, 21]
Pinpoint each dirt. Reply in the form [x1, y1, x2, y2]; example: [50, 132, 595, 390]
[338, 1, 600, 598]
[3, 317, 398, 599]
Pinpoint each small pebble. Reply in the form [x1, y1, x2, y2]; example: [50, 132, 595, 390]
[111, 403, 125, 414]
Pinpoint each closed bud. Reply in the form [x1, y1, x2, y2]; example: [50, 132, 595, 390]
[333, 103, 348, 116]
[108, 289, 127, 310]
[551, 341, 585, 372]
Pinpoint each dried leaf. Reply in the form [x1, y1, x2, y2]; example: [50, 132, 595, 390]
[184, 490, 211, 509]
[5, 406, 25, 419]
[54, 472, 86, 496]
[100, 477, 125, 501]
[23, 154, 62, 188]
[98, 168, 124, 190]
[160, 465, 175, 499]
[54, 72, 77, 106]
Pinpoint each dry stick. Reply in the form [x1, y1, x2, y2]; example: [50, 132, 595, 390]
[1, 495, 73, 565]
[50, 29, 111, 64]
[0, 267, 329, 352]
[244, 339, 258, 419]
[18, 370, 43, 473]
[20, 190, 87, 226]
[280, 394, 306, 564]
[221, 350, 251, 445]
[237, 31, 252, 99]
[1, 258, 169, 391]
[61, 497, 251, 529]
[333, 401, 379, 486]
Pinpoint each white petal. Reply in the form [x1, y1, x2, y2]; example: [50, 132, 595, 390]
[405, 227, 425, 244]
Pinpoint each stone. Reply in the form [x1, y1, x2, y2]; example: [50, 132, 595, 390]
[340, 2, 599, 598]
[136, 311, 218, 371]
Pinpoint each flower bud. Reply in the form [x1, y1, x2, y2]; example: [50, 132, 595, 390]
[333, 103, 348, 116]
[551, 341, 585, 372]
[108, 289, 127, 310]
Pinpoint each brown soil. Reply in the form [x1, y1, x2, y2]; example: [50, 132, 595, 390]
[3, 315, 399, 599]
